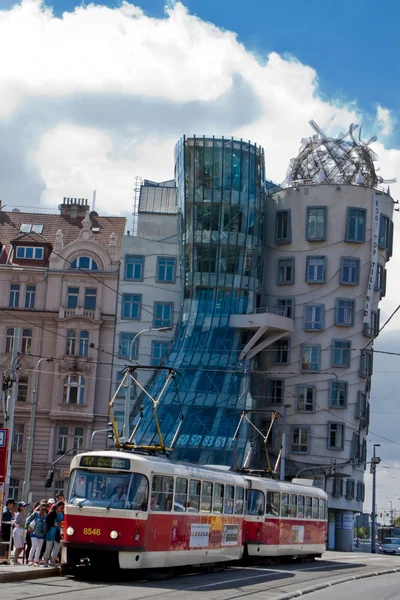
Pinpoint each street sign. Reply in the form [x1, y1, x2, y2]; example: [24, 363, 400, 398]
[0, 430, 9, 483]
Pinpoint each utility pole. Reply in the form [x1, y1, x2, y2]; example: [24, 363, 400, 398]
[280, 404, 291, 481]
[4, 328, 21, 499]
[371, 443, 381, 553]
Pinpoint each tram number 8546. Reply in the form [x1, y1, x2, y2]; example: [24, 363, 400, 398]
[83, 528, 101, 536]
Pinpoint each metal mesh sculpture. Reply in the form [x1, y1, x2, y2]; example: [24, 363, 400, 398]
[287, 120, 395, 188]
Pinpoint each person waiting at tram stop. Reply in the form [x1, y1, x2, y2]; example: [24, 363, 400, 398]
[43, 501, 64, 567]
[0, 498, 16, 563]
[12, 502, 27, 565]
[26, 503, 48, 566]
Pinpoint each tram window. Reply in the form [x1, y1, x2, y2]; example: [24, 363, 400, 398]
[247, 489, 265, 516]
[201, 481, 213, 513]
[312, 498, 319, 519]
[266, 491, 280, 517]
[290, 494, 297, 518]
[68, 470, 148, 510]
[213, 483, 224, 514]
[234, 487, 245, 515]
[224, 485, 234, 514]
[151, 475, 173, 512]
[281, 493, 289, 517]
[175, 477, 188, 512]
[305, 496, 312, 519]
[188, 479, 201, 512]
[297, 495, 305, 518]
[319, 498, 326, 520]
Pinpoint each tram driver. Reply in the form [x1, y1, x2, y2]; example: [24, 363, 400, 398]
[111, 484, 128, 503]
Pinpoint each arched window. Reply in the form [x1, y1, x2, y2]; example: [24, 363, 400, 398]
[79, 331, 89, 357]
[63, 375, 85, 405]
[21, 329, 32, 354]
[70, 256, 99, 271]
[66, 330, 76, 355]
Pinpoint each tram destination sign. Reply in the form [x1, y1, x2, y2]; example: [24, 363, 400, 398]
[80, 456, 130, 470]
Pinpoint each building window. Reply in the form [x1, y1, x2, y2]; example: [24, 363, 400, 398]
[277, 258, 294, 284]
[66, 330, 76, 355]
[346, 479, 355, 500]
[73, 427, 84, 454]
[21, 329, 32, 354]
[9, 477, 19, 500]
[125, 255, 144, 280]
[363, 310, 380, 337]
[84, 288, 97, 310]
[9, 284, 20, 308]
[306, 206, 326, 241]
[277, 297, 294, 318]
[340, 257, 360, 285]
[25, 285, 36, 309]
[119, 333, 139, 359]
[332, 340, 351, 368]
[379, 215, 391, 250]
[333, 478, 344, 498]
[54, 480, 66, 497]
[272, 339, 289, 364]
[15, 246, 44, 259]
[79, 331, 89, 356]
[198, 247, 217, 273]
[58, 426, 69, 454]
[5, 328, 14, 353]
[335, 299, 354, 326]
[296, 385, 315, 412]
[356, 481, 365, 502]
[153, 303, 173, 328]
[329, 380, 347, 408]
[304, 304, 324, 331]
[301, 345, 320, 372]
[346, 207, 366, 242]
[20, 223, 43, 234]
[63, 375, 85, 405]
[356, 391, 367, 429]
[12, 423, 24, 453]
[17, 376, 29, 402]
[375, 264, 386, 295]
[122, 294, 141, 319]
[306, 256, 326, 283]
[67, 287, 79, 309]
[290, 426, 310, 454]
[360, 350, 373, 378]
[70, 256, 99, 270]
[156, 257, 176, 283]
[267, 380, 284, 404]
[328, 422, 344, 450]
[275, 210, 291, 244]
[151, 341, 169, 366]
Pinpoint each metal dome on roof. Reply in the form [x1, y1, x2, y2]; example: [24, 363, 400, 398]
[287, 120, 396, 189]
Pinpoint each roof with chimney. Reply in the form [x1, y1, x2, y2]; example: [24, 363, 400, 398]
[0, 199, 126, 264]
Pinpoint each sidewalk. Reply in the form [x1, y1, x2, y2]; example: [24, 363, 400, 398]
[0, 562, 61, 583]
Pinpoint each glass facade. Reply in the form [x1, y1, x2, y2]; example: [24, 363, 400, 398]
[135, 136, 265, 464]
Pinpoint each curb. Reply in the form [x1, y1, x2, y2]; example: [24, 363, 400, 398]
[277, 567, 400, 600]
[0, 566, 61, 583]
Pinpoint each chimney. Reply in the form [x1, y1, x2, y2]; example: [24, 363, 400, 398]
[59, 197, 90, 220]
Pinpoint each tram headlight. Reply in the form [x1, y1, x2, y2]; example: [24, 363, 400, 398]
[110, 530, 119, 540]
[66, 527, 75, 536]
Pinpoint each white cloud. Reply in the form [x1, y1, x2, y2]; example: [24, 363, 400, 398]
[377, 104, 393, 136]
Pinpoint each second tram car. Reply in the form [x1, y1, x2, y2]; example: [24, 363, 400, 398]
[61, 451, 327, 571]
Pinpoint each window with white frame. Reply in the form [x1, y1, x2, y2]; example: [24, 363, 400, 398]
[73, 426, 85, 454]
[332, 340, 351, 368]
[304, 304, 324, 330]
[360, 350, 373, 378]
[329, 380, 347, 408]
[340, 257, 360, 285]
[275, 210, 291, 244]
[118, 333, 139, 360]
[277, 258, 294, 284]
[266, 380, 284, 404]
[63, 375, 85, 404]
[122, 294, 141, 319]
[151, 341, 169, 366]
[25, 285, 36, 309]
[306, 207, 326, 241]
[70, 256, 99, 270]
[363, 310, 379, 337]
[17, 376, 29, 402]
[153, 302, 173, 328]
[79, 331, 89, 356]
[272, 339, 289, 364]
[125, 255, 144, 280]
[9, 284, 20, 307]
[290, 427, 310, 453]
[54, 480, 66, 497]
[84, 288, 97, 310]
[5, 328, 14, 353]
[336, 299, 354, 326]
[296, 386, 315, 412]
[67, 287, 79, 309]
[277, 297, 294, 318]
[58, 426, 69, 454]
[157, 257, 176, 282]
[375, 264, 386, 295]
[306, 256, 326, 283]
[328, 422, 344, 450]
[301, 345, 320, 371]
[379, 215, 391, 250]
[66, 329, 76, 355]
[20, 223, 43, 234]
[9, 477, 19, 500]
[12, 423, 24, 453]
[15, 246, 44, 259]
[21, 328, 32, 354]
[346, 208, 366, 242]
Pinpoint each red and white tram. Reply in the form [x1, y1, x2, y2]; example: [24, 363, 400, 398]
[61, 450, 327, 571]
[245, 476, 327, 559]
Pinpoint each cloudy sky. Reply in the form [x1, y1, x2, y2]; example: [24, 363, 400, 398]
[1, 0, 400, 514]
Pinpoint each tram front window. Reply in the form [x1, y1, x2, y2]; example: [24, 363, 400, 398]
[247, 489, 265, 516]
[68, 470, 148, 510]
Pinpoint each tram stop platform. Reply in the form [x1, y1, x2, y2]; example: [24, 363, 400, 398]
[0, 561, 61, 583]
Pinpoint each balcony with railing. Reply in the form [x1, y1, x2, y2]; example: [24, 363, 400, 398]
[58, 307, 100, 321]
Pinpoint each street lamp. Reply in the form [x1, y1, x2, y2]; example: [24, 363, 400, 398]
[280, 404, 291, 482]
[122, 326, 172, 439]
[22, 357, 53, 503]
[371, 443, 381, 554]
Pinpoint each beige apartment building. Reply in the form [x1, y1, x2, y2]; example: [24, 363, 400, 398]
[0, 199, 125, 501]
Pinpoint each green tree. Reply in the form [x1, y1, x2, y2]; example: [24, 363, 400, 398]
[393, 517, 400, 526]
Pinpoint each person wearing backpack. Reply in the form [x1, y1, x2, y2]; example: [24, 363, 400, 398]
[43, 501, 64, 567]
[26, 504, 48, 566]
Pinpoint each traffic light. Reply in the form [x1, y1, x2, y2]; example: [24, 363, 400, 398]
[380, 512, 383, 518]
[107, 422, 114, 442]
[45, 469, 54, 488]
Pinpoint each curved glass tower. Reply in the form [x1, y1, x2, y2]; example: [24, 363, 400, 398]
[136, 136, 265, 465]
